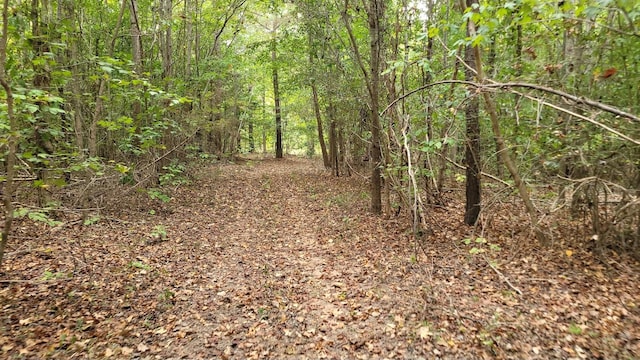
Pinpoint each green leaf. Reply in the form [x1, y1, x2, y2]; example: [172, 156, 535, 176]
[83, 215, 101, 226]
[24, 104, 39, 113]
[471, 34, 484, 47]
[47, 107, 66, 115]
[568, 323, 583, 335]
[28, 211, 62, 226]
[115, 163, 130, 174]
[13, 208, 30, 218]
[129, 261, 151, 271]
[489, 244, 502, 252]
[504, 2, 517, 10]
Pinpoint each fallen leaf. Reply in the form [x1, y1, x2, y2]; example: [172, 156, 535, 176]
[417, 326, 432, 340]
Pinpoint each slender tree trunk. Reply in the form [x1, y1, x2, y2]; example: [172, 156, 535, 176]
[329, 119, 338, 176]
[0, 0, 16, 267]
[272, 37, 283, 158]
[129, 0, 143, 125]
[341, 0, 384, 213]
[67, 1, 84, 152]
[463, 0, 545, 241]
[311, 83, 329, 167]
[327, 99, 339, 175]
[248, 122, 255, 152]
[463, 0, 481, 225]
[129, 0, 143, 73]
[367, 0, 384, 214]
[194, 0, 201, 78]
[338, 124, 345, 174]
[306, 24, 329, 167]
[159, 0, 172, 79]
[262, 91, 267, 154]
[185, 0, 192, 79]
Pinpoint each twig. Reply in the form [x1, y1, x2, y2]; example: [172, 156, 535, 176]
[121, 133, 197, 196]
[0, 278, 71, 284]
[445, 157, 511, 186]
[484, 257, 523, 296]
[382, 79, 640, 125]
[522, 278, 559, 285]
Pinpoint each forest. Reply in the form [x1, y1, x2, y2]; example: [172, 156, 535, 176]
[0, 0, 639, 358]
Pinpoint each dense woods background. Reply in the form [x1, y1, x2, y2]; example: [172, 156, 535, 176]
[0, 1, 639, 358]
[1, 0, 639, 263]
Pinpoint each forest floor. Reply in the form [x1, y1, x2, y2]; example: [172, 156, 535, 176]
[1, 156, 639, 359]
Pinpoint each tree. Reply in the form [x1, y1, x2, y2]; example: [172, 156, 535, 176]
[272, 32, 283, 158]
[462, 0, 481, 226]
[0, 0, 15, 266]
[341, 0, 385, 213]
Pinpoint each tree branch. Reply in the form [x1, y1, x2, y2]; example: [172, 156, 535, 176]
[382, 80, 640, 145]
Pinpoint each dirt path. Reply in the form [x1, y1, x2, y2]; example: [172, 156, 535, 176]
[162, 158, 425, 359]
[1, 157, 639, 359]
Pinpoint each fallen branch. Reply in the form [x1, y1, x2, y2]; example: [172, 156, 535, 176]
[484, 257, 523, 296]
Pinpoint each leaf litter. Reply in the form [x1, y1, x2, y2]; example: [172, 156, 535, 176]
[0, 157, 638, 359]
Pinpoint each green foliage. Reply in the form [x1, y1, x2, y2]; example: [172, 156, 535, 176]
[159, 162, 189, 186]
[158, 289, 175, 308]
[568, 323, 583, 335]
[150, 225, 168, 241]
[83, 215, 101, 226]
[129, 261, 151, 272]
[13, 207, 62, 227]
[463, 237, 501, 255]
[147, 188, 171, 203]
[41, 270, 69, 281]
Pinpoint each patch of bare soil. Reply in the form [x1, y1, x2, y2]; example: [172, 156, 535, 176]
[1, 157, 639, 359]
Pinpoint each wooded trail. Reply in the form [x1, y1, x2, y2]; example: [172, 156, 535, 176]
[164, 157, 425, 359]
[1, 157, 639, 359]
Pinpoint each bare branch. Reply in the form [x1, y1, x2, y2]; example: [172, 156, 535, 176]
[382, 80, 640, 145]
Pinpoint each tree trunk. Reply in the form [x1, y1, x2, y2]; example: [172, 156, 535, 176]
[341, 0, 384, 213]
[161, 0, 172, 79]
[185, 0, 193, 79]
[312, 84, 329, 167]
[463, 0, 481, 226]
[67, 1, 84, 153]
[367, 0, 384, 214]
[330, 120, 338, 176]
[463, 0, 545, 242]
[248, 122, 255, 152]
[307, 29, 329, 167]
[0, 0, 16, 267]
[272, 37, 283, 159]
[262, 91, 267, 154]
[129, 0, 143, 73]
[194, 0, 201, 78]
